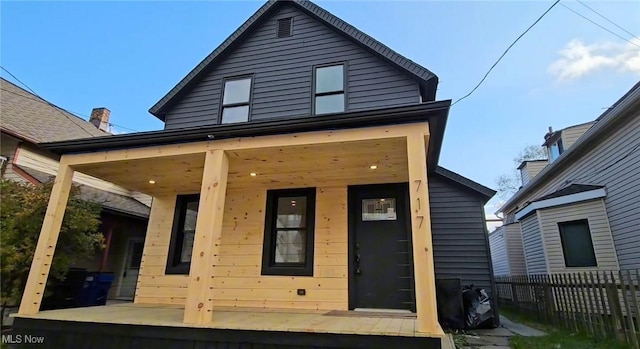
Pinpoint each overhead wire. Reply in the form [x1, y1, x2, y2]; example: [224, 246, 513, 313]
[559, 3, 640, 48]
[576, 0, 638, 39]
[1, 67, 139, 134]
[452, 0, 560, 106]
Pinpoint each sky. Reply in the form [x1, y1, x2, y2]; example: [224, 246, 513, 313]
[2, 0, 639, 224]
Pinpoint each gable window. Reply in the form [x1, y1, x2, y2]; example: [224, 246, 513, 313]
[262, 188, 316, 276]
[549, 139, 564, 162]
[166, 194, 200, 274]
[221, 77, 252, 124]
[558, 219, 597, 268]
[313, 64, 345, 115]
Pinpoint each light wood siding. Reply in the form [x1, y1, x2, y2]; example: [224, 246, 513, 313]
[136, 196, 188, 305]
[507, 111, 640, 270]
[561, 122, 594, 150]
[0, 133, 25, 182]
[538, 199, 619, 273]
[137, 186, 348, 310]
[429, 176, 493, 293]
[520, 213, 547, 274]
[504, 223, 526, 275]
[489, 227, 510, 276]
[163, 4, 419, 130]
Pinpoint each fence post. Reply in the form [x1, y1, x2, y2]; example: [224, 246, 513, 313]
[619, 271, 638, 348]
[604, 271, 625, 341]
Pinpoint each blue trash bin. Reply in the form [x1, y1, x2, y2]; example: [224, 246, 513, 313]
[94, 273, 115, 306]
[78, 272, 115, 306]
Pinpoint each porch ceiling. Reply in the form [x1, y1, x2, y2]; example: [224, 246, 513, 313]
[73, 153, 206, 196]
[226, 137, 408, 190]
[71, 137, 409, 195]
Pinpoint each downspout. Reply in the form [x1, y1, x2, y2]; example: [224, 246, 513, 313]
[99, 223, 114, 272]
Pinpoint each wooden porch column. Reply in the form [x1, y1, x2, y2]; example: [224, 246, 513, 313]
[406, 132, 441, 334]
[184, 150, 229, 324]
[18, 162, 74, 315]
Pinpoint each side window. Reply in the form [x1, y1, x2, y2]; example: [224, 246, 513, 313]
[261, 188, 316, 276]
[166, 194, 200, 274]
[558, 219, 597, 268]
[221, 77, 252, 123]
[313, 64, 345, 115]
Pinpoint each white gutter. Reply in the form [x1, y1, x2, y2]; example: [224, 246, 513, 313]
[515, 188, 607, 221]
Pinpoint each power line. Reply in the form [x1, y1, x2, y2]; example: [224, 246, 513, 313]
[576, 0, 638, 40]
[452, 0, 560, 106]
[1, 66, 98, 137]
[3, 86, 140, 134]
[560, 3, 640, 48]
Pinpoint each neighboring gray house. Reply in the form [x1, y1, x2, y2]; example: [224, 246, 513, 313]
[493, 81, 640, 276]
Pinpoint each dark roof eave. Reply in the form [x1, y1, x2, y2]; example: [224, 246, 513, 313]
[42, 101, 451, 169]
[434, 166, 497, 201]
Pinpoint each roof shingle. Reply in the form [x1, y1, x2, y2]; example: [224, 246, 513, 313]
[0, 78, 108, 143]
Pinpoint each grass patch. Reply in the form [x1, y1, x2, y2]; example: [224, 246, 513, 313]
[510, 331, 632, 349]
[500, 304, 632, 349]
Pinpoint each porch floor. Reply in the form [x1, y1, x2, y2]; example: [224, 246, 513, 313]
[14, 303, 436, 338]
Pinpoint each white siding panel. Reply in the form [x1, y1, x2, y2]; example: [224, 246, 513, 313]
[489, 227, 510, 276]
[520, 213, 547, 274]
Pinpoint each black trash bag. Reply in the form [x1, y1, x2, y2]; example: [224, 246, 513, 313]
[462, 284, 494, 329]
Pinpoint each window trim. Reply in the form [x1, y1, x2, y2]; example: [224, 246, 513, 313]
[261, 188, 316, 276]
[558, 219, 598, 268]
[218, 75, 254, 124]
[312, 62, 347, 115]
[165, 194, 200, 275]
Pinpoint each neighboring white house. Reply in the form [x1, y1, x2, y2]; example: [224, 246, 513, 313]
[490, 81, 640, 276]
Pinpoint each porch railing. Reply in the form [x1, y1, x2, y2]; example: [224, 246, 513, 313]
[495, 270, 640, 347]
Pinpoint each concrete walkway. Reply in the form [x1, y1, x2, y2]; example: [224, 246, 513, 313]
[444, 315, 546, 349]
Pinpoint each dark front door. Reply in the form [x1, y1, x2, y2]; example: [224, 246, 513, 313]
[348, 183, 415, 311]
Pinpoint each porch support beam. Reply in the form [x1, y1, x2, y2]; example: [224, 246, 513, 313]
[406, 132, 441, 335]
[64, 123, 428, 166]
[183, 149, 229, 324]
[18, 161, 75, 315]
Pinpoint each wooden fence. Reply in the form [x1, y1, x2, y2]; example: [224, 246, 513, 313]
[495, 270, 640, 347]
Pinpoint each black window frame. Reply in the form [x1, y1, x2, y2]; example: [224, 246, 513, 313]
[166, 194, 200, 275]
[261, 188, 316, 276]
[558, 219, 598, 268]
[312, 62, 346, 115]
[219, 75, 254, 124]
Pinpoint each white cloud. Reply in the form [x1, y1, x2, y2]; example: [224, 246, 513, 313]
[548, 39, 640, 81]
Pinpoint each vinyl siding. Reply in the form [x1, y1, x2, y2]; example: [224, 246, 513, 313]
[489, 227, 510, 276]
[520, 213, 547, 274]
[13, 143, 151, 204]
[538, 199, 619, 273]
[429, 175, 493, 293]
[561, 122, 595, 150]
[507, 109, 640, 270]
[520, 161, 548, 186]
[0, 133, 25, 182]
[163, 4, 420, 130]
[504, 223, 526, 275]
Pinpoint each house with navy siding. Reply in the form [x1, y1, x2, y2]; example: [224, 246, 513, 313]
[12, 1, 497, 348]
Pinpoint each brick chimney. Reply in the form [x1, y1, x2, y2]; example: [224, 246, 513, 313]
[90, 107, 110, 132]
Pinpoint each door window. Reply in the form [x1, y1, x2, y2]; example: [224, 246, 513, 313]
[362, 198, 396, 221]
